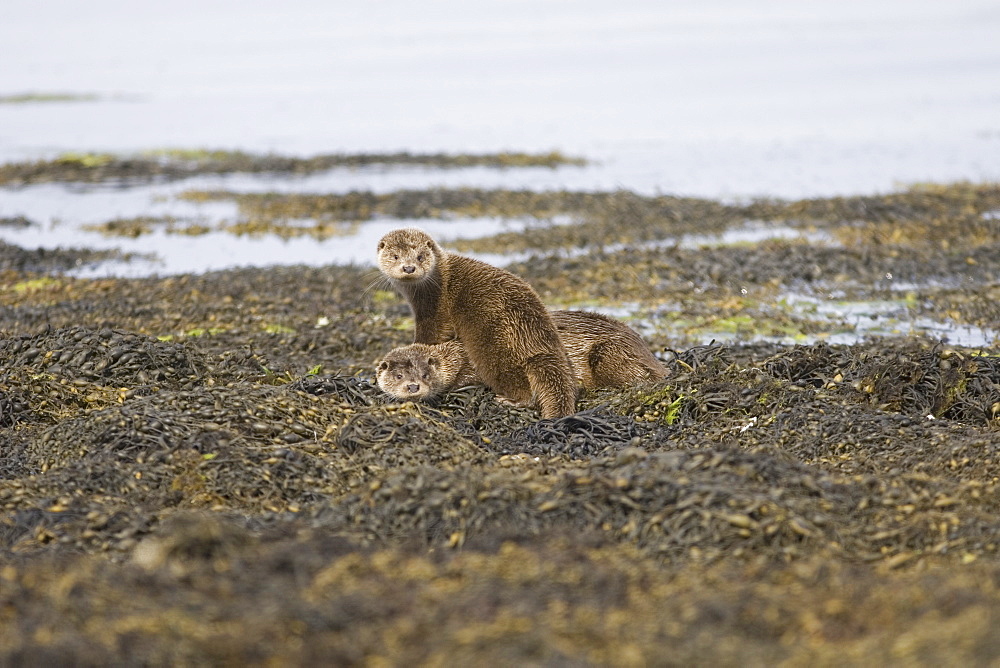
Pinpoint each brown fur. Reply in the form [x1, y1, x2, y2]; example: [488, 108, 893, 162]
[551, 311, 668, 387]
[376, 311, 666, 401]
[376, 340, 478, 401]
[377, 227, 578, 418]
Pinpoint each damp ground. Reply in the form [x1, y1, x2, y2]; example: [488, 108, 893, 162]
[2, 153, 1000, 665]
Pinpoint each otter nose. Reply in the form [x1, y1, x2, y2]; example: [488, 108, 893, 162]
[402, 265, 416, 274]
[406, 383, 420, 394]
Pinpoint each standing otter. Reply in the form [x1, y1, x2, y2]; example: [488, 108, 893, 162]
[376, 310, 667, 401]
[376, 227, 577, 418]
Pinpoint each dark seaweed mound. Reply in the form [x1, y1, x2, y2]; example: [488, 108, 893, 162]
[2, 181, 1000, 665]
[3, 318, 999, 663]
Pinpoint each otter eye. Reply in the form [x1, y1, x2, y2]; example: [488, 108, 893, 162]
[393, 253, 399, 260]
[395, 372, 403, 380]
[422, 372, 430, 380]
[416, 253, 424, 262]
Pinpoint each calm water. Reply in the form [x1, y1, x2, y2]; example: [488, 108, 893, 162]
[1, 0, 999, 277]
[3, 0, 999, 193]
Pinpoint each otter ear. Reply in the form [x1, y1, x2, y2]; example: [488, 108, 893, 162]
[426, 240, 434, 250]
[427, 356, 439, 367]
[378, 361, 388, 371]
[377, 240, 385, 251]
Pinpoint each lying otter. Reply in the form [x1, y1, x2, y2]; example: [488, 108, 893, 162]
[377, 310, 666, 402]
[376, 340, 478, 401]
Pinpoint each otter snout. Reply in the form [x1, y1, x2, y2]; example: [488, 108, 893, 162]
[406, 383, 421, 394]
[402, 265, 416, 274]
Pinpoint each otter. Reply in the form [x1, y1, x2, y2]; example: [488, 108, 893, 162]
[551, 310, 667, 388]
[376, 227, 577, 418]
[376, 340, 478, 401]
[376, 310, 667, 402]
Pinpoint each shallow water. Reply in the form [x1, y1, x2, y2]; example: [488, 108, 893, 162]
[2, 1, 999, 349]
[3, 1, 1000, 268]
[781, 294, 999, 348]
[1, 212, 532, 278]
[2, 0, 1000, 202]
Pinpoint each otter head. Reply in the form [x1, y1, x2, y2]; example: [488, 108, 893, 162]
[375, 347, 441, 401]
[376, 228, 439, 284]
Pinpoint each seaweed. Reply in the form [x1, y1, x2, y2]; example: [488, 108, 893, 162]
[1, 181, 1000, 664]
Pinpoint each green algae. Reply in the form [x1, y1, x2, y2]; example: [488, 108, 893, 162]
[55, 152, 115, 168]
[0, 92, 100, 104]
[263, 323, 296, 335]
[10, 277, 63, 294]
[611, 384, 686, 425]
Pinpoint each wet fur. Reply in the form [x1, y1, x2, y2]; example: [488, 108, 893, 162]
[551, 311, 667, 387]
[377, 227, 578, 418]
[378, 311, 666, 400]
[376, 340, 478, 400]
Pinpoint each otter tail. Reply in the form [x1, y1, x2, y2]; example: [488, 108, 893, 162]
[525, 352, 578, 419]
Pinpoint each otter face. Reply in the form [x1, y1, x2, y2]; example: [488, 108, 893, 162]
[376, 229, 437, 283]
[375, 352, 439, 401]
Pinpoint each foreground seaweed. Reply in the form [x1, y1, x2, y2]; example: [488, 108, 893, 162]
[2, 261, 1000, 664]
[2, 178, 1000, 663]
